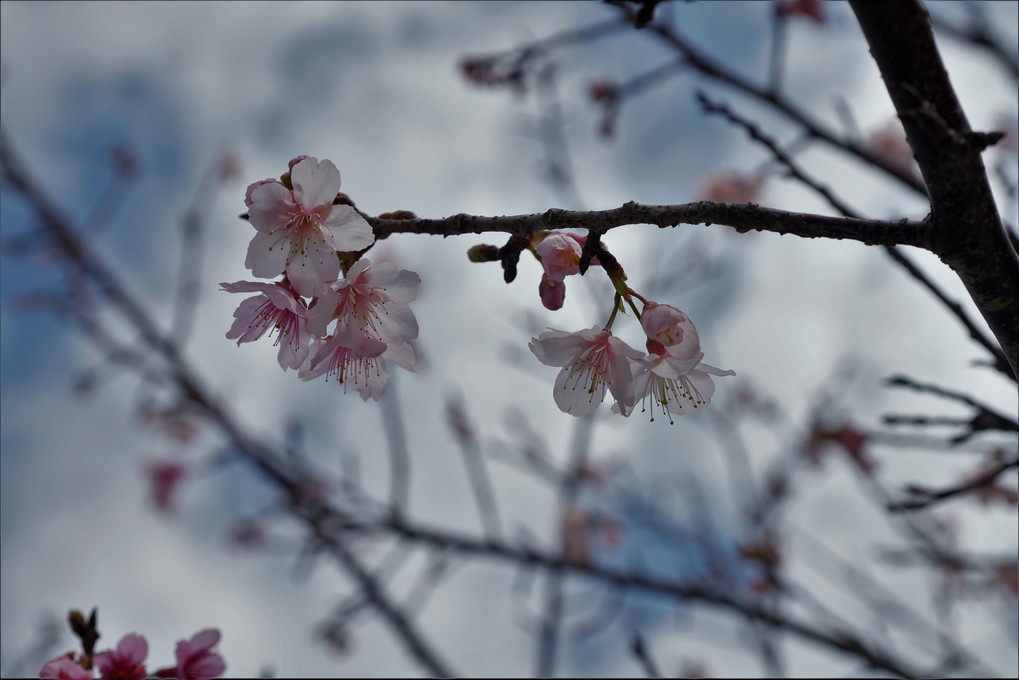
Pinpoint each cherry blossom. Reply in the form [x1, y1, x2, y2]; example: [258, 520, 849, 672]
[535, 232, 583, 282]
[244, 156, 375, 297]
[306, 258, 420, 346]
[529, 326, 644, 416]
[776, 0, 825, 24]
[299, 326, 401, 401]
[866, 122, 919, 179]
[153, 629, 225, 680]
[146, 459, 187, 515]
[39, 654, 91, 680]
[699, 173, 765, 204]
[640, 301, 700, 356]
[630, 344, 735, 424]
[221, 279, 311, 370]
[94, 633, 148, 680]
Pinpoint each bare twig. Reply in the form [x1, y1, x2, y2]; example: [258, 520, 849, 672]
[889, 455, 1019, 512]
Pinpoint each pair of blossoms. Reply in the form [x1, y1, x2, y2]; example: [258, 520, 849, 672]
[529, 232, 734, 423]
[223, 156, 420, 400]
[41, 630, 224, 680]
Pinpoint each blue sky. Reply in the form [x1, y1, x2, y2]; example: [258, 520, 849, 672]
[2, 2, 1017, 677]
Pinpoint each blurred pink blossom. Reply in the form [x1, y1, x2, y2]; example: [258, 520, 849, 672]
[39, 653, 91, 680]
[776, 0, 825, 24]
[94, 633, 148, 680]
[153, 629, 225, 680]
[699, 173, 765, 204]
[146, 460, 188, 515]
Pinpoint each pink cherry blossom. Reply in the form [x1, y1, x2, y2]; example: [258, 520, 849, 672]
[153, 629, 225, 680]
[146, 459, 188, 515]
[94, 633, 148, 680]
[244, 156, 375, 297]
[776, 0, 825, 23]
[221, 279, 311, 370]
[699, 173, 764, 204]
[299, 326, 393, 401]
[535, 232, 583, 282]
[640, 301, 701, 359]
[306, 258, 420, 345]
[631, 344, 735, 423]
[39, 653, 91, 680]
[529, 326, 644, 416]
[866, 122, 919, 178]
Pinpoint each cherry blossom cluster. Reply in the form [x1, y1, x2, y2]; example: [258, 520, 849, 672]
[41, 629, 225, 680]
[525, 231, 734, 423]
[223, 156, 420, 400]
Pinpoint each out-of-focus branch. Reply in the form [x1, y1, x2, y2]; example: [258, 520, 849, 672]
[630, 635, 663, 679]
[607, 0, 929, 197]
[885, 374, 1019, 437]
[697, 89, 1014, 381]
[929, 8, 1019, 82]
[534, 416, 593, 677]
[889, 454, 1019, 512]
[0, 131, 457, 680]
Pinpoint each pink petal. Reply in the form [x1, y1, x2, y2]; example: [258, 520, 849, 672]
[553, 363, 606, 416]
[245, 230, 290, 279]
[285, 229, 340, 298]
[246, 182, 295, 234]
[320, 204, 375, 252]
[117, 633, 148, 663]
[291, 157, 341, 209]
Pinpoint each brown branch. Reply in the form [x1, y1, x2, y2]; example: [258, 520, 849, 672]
[889, 455, 1019, 512]
[608, 0, 929, 197]
[850, 0, 1019, 378]
[929, 8, 1019, 82]
[370, 202, 928, 247]
[696, 90, 1014, 380]
[0, 131, 458, 680]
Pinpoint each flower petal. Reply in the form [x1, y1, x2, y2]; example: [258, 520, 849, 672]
[246, 182, 295, 234]
[320, 204, 375, 252]
[245, 230, 290, 279]
[291, 157, 341, 209]
[285, 230, 340, 298]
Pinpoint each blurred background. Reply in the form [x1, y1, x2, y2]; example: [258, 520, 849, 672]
[2, 1, 1017, 677]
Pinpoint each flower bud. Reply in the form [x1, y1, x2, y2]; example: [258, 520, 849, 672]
[377, 210, 418, 220]
[467, 244, 500, 263]
[539, 274, 566, 310]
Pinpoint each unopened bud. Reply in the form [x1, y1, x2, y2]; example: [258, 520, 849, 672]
[539, 275, 566, 311]
[467, 244, 500, 263]
[378, 210, 418, 220]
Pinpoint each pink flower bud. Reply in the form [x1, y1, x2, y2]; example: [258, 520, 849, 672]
[535, 232, 582, 282]
[641, 301, 700, 360]
[539, 274, 566, 311]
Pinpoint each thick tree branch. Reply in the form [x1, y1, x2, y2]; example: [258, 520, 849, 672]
[850, 0, 1019, 378]
[370, 202, 927, 247]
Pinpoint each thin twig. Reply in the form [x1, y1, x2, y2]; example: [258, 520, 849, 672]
[889, 455, 1019, 512]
